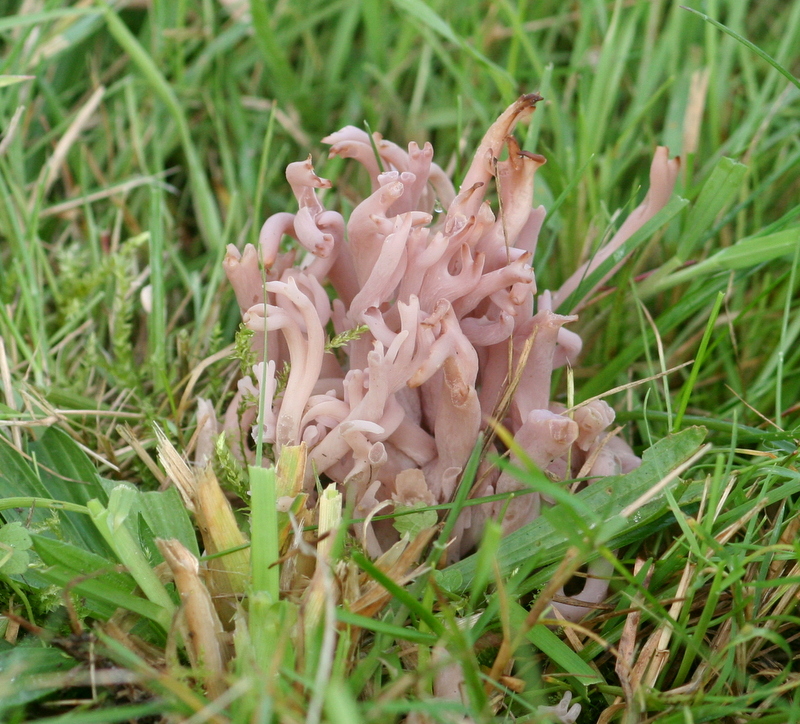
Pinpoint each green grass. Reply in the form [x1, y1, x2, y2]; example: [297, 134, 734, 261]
[1, 0, 799, 722]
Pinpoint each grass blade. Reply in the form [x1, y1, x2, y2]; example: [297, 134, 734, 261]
[673, 291, 725, 431]
[249, 465, 279, 602]
[100, 3, 222, 248]
[677, 156, 748, 261]
[681, 6, 800, 90]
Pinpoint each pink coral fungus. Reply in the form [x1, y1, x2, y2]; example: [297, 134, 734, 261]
[224, 95, 679, 587]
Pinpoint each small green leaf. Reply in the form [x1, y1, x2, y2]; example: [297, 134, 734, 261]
[393, 504, 438, 538]
[0, 522, 32, 550]
[0, 522, 32, 575]
[214, 433, 251, 503]
[26, 427, 112, 554]
[325, 324, 369, 352]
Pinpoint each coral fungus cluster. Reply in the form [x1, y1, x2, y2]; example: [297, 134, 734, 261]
[223, 94, 679, 575]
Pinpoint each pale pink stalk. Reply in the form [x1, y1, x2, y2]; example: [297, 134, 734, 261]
[551, 146, 681, 312]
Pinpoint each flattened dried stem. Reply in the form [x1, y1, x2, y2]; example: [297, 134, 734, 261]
[157, 538, 229, 700]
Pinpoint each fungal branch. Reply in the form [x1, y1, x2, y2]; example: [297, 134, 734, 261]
[220, 93, 679, 603]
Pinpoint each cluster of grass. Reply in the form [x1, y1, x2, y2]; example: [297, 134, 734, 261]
[0, 0, 799, 721]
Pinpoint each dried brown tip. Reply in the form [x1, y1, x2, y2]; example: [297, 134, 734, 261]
[521, 92, 544, 104]
[519, 150, 547, 164]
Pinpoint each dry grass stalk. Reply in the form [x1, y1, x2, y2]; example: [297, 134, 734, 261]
[609, 557, 651, 722]
[638, 475, 762, 689]
[0, 337, 21, 448]
[157, 539, 230, 700]
[275, 443, 311, 554]
[155, 427, 250, 623]
[486, 546, 584, 692]
[116, 424, 167, 487]
[275, 443, 308, 498]
[348, 527, 438, 622]
[683, 68, 711, 157]
[303, 484, 343, 637]
[37, 85, 105, 201]
[175, 345, 236, 422]
[103, 618, 166, 670]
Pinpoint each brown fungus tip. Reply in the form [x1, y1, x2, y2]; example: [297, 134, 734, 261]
[521, 92, 544, 104]
[519, 150, 547, 164]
